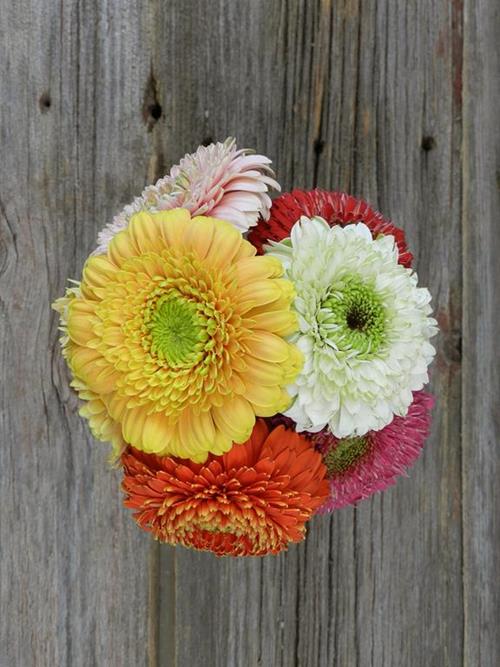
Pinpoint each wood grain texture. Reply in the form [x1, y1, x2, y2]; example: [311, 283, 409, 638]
[0, 0, 498, 666]
[462, 0, 500, 664]
[0, 2, 156, 665]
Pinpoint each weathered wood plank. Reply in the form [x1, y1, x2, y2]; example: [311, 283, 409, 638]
[339, 2, 465, 665]
[0, 1, 157, 665]
[462, 0, 500, 664]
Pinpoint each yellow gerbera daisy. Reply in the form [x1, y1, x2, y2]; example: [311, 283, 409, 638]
[54, 209, 302, 462]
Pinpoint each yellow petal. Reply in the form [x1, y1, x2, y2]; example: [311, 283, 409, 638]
[253, 389, 292, 417]
[209, 428, 234, 456]
[232, 235, 257, 261]
[80, 398, 106, 417]
[83, 256, 118, 289]
[122, 406, 148, 445]
[228, 372, 246, 394]
[197, 217, 243, 268]
[237, 280, 285, 311]
[188, 408, 217, 449]
[90, 364, 119, 394]
[137, 254, 167, 278]
[243, 331, 292, 363]
[108, 229, 138, 266]
[105, 393, 129, 422]
[127, 212, 165, 254]
[248, 310, 298, 337]
[102, 326, 125, 347]
[69, 346, 102, 379]
[154, 208, 191, 224]
[234, 255, 283, 286]
[182, 217, 216, 259]
[158, 209, 192, 247]
[185, 450, 209, 464]
[283, 345, 304, 383]
[141, 412, 175, 453]
[212, 396, 255, 442]
[67, 300, 98, 346]
[242, 357, 285, 386]
[177, 410, 204, 456]
[243, 382, 283, 409]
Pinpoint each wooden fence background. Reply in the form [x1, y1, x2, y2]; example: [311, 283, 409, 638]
[1, 1, 499, 665]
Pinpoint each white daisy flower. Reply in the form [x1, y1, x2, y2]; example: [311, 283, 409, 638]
[265, 216, 437, 437]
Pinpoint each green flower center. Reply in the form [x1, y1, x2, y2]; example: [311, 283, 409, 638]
[320, 276, 386, 357]
[147, 294, 208, 366]
[323, 436, 371, 476]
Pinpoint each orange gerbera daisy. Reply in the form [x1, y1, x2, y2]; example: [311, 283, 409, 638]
[54, 209, 302, 462]
[121, 420, 329, 556]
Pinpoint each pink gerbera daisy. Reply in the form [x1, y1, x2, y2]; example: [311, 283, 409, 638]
[95, 138, 280, 253]
[267, 391, 434, 511]
[314, 391, 434, 511]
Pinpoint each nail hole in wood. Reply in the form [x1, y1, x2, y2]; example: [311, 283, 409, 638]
[444, 330, 462, 363]
[39, 92, 51, 113]
[421, 136, 436, 151]
[314, 138, 325, 156]
[142, 71, 162, 131]
[149, 103, 162, 121]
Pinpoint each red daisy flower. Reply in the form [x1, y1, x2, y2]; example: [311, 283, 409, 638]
[121, 420, 329, 556]
[248, 189, 413, 267]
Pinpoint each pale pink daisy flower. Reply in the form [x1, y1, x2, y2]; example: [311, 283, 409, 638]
[95, 137, 280, 254]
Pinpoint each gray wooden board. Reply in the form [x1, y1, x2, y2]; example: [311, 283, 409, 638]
[462, 0, 500, 664]
[0, 1, 498, 666]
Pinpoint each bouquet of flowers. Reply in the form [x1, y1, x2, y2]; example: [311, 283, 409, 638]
[54, 138, 437, 556]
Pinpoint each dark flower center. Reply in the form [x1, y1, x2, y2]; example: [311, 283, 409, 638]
[346, 306, 372, 331]
[321, 276, 386, 357]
